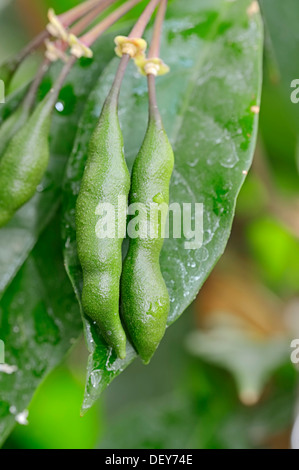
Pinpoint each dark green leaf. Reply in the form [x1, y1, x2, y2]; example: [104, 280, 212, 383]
[0, 214, 82, 446]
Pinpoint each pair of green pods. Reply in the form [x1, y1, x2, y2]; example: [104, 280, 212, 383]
[76, 81, 174, 364]
[0, 96, 53, 227]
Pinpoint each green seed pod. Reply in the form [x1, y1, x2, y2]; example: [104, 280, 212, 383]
[0, 59, 50, 159]
[0, 58, 73, 227]
[0, 105, 29, 158]
[121, 84, 174, 364]
[0, 95, 52, 227]
[76, 91, 130, 360]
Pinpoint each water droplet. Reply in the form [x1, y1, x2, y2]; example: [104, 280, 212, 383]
[187, 158, 199, 168]
[36, 184, 44, 193]
[9, 405, 17, 415]
[195, 247, 209, 263]
[55, 101, 64, 112]
[189, 260, 196, 268]
[15, 410, 29, 425]
[0, 364, 18, 374]
[90, 369, 103, 388]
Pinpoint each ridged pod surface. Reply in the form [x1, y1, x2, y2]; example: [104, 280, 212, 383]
[76, 93, 130, 360]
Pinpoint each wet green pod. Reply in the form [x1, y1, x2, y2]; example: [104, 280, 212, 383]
[121, 93, 174, 364]
[76, 91, 130, 360]
[0, 59, 51, 158]
[0, 105, 29, 157]
[0, 95, 52, 227]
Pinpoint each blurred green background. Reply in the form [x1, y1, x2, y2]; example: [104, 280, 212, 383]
[1, 0, 299, 449]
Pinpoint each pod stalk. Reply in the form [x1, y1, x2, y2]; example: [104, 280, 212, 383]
[108, 54, 131, 105]
[70, 0, 119, 37]
[148, 0, 167, 58]
[23, 58, 51, 113]
[78, 0, 144, 49]
[129, 0, 161, 38]
[45, 56, 77, 114]
[148, 73, 162, 125]
[59, 0, 107, 27]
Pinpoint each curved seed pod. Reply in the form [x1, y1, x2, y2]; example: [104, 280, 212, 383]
[121, 80, 174, 364]
[0, 105, 29, 158]
[0, 95, 52, 227]
[76, 76, 130, 360]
